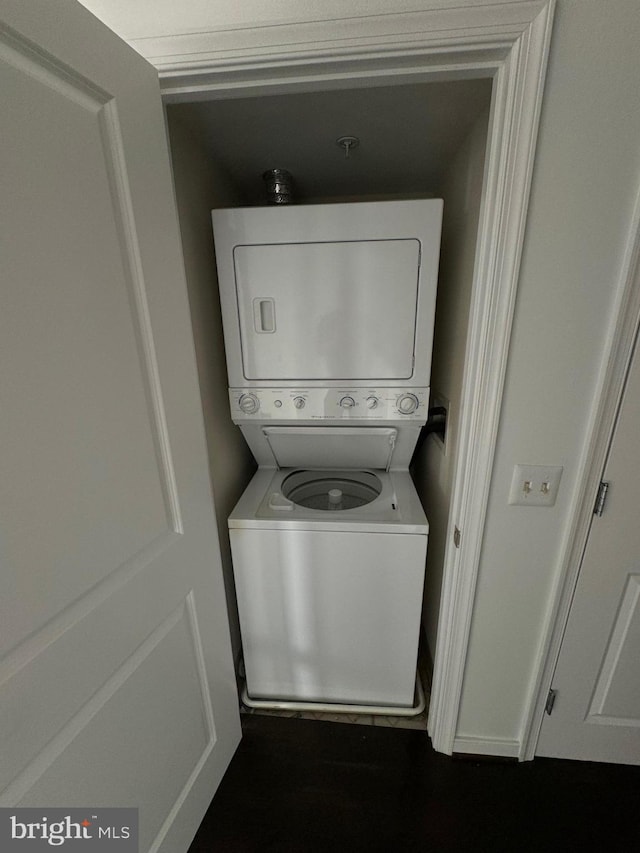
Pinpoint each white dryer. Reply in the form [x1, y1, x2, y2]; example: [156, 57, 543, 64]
[212, 198, 443, 393]
[212, 199, 443, 712]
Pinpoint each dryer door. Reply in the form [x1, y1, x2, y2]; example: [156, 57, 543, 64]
[233, 239, 420, 381]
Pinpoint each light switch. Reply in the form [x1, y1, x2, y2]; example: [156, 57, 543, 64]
[508, 464, 563, 507]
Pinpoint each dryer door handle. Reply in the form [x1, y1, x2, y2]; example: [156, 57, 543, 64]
[253, 298, 276, 333]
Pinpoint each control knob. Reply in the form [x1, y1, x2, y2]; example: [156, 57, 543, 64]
[293, 396, 306, 409]
[238, 393, 260, 415]
[366, 396, 379, 410]
[397, 393, 419, 415]
[339, 396, 356, 409]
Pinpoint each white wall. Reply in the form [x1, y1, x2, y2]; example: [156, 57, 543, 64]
[166, 110, 256, 664]
[413, 107, 489, 659]
[456, 0, 640, 743]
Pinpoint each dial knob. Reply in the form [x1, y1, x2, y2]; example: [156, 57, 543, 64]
[293, 396, 306, 409]
[339, 396, 356, 409]
[397, 393, 419, 415]
[366, 396, 379, 410]
[238, 393, 259, 414]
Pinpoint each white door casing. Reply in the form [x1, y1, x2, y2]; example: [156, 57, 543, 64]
[0, 1, 240, 849]
[536, 326, 640, 764]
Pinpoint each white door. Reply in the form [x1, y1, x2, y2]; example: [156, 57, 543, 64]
[536, 332, 640, 764]
[0, 1, 241, 849]
[233, 239, 421, 381]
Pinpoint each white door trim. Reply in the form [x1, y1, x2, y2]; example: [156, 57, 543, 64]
[520, 185, 640, 761]
[150, 0, 555, 755]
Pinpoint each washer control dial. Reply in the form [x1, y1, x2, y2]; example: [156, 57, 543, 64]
[397, 393, 419, 415]
[238, 393, 260, 414]
[366, 396, 379, 410]
[339, 396, 356, 409]
[293, 396, 306, 410]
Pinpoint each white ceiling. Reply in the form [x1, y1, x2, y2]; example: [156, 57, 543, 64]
[77, 1, 492, 204]
[167, 78, 492, 204]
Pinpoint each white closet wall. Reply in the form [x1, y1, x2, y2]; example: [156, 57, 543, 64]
[167, 112, 257, 662]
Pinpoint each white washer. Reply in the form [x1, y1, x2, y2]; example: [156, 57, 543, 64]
[229, 465, 428, 708]
[226, 408, 429, 710]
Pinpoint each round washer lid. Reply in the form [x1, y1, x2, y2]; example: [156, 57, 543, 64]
[281, 469, 382, 511]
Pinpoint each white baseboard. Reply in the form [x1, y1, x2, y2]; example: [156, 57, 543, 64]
[453, 735, 521, 760]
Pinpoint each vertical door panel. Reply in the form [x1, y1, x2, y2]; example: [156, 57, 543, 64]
[0, 2, 240, 849]
[1, 41, 169, 651]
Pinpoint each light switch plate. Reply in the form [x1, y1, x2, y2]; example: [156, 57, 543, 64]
[508, 464, 563, 507]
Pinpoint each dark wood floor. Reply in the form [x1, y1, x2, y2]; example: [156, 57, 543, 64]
[189, 714, 640, 853]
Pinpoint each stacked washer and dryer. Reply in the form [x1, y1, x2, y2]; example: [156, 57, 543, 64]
[212, 199, 443, 715]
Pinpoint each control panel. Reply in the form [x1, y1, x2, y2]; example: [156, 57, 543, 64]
[229, 388, 429, 421]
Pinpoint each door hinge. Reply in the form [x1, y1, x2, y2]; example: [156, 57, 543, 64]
[594, 481, 609, 517]
[453, 526, 461, 548]
[545, 688, 557, 715]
